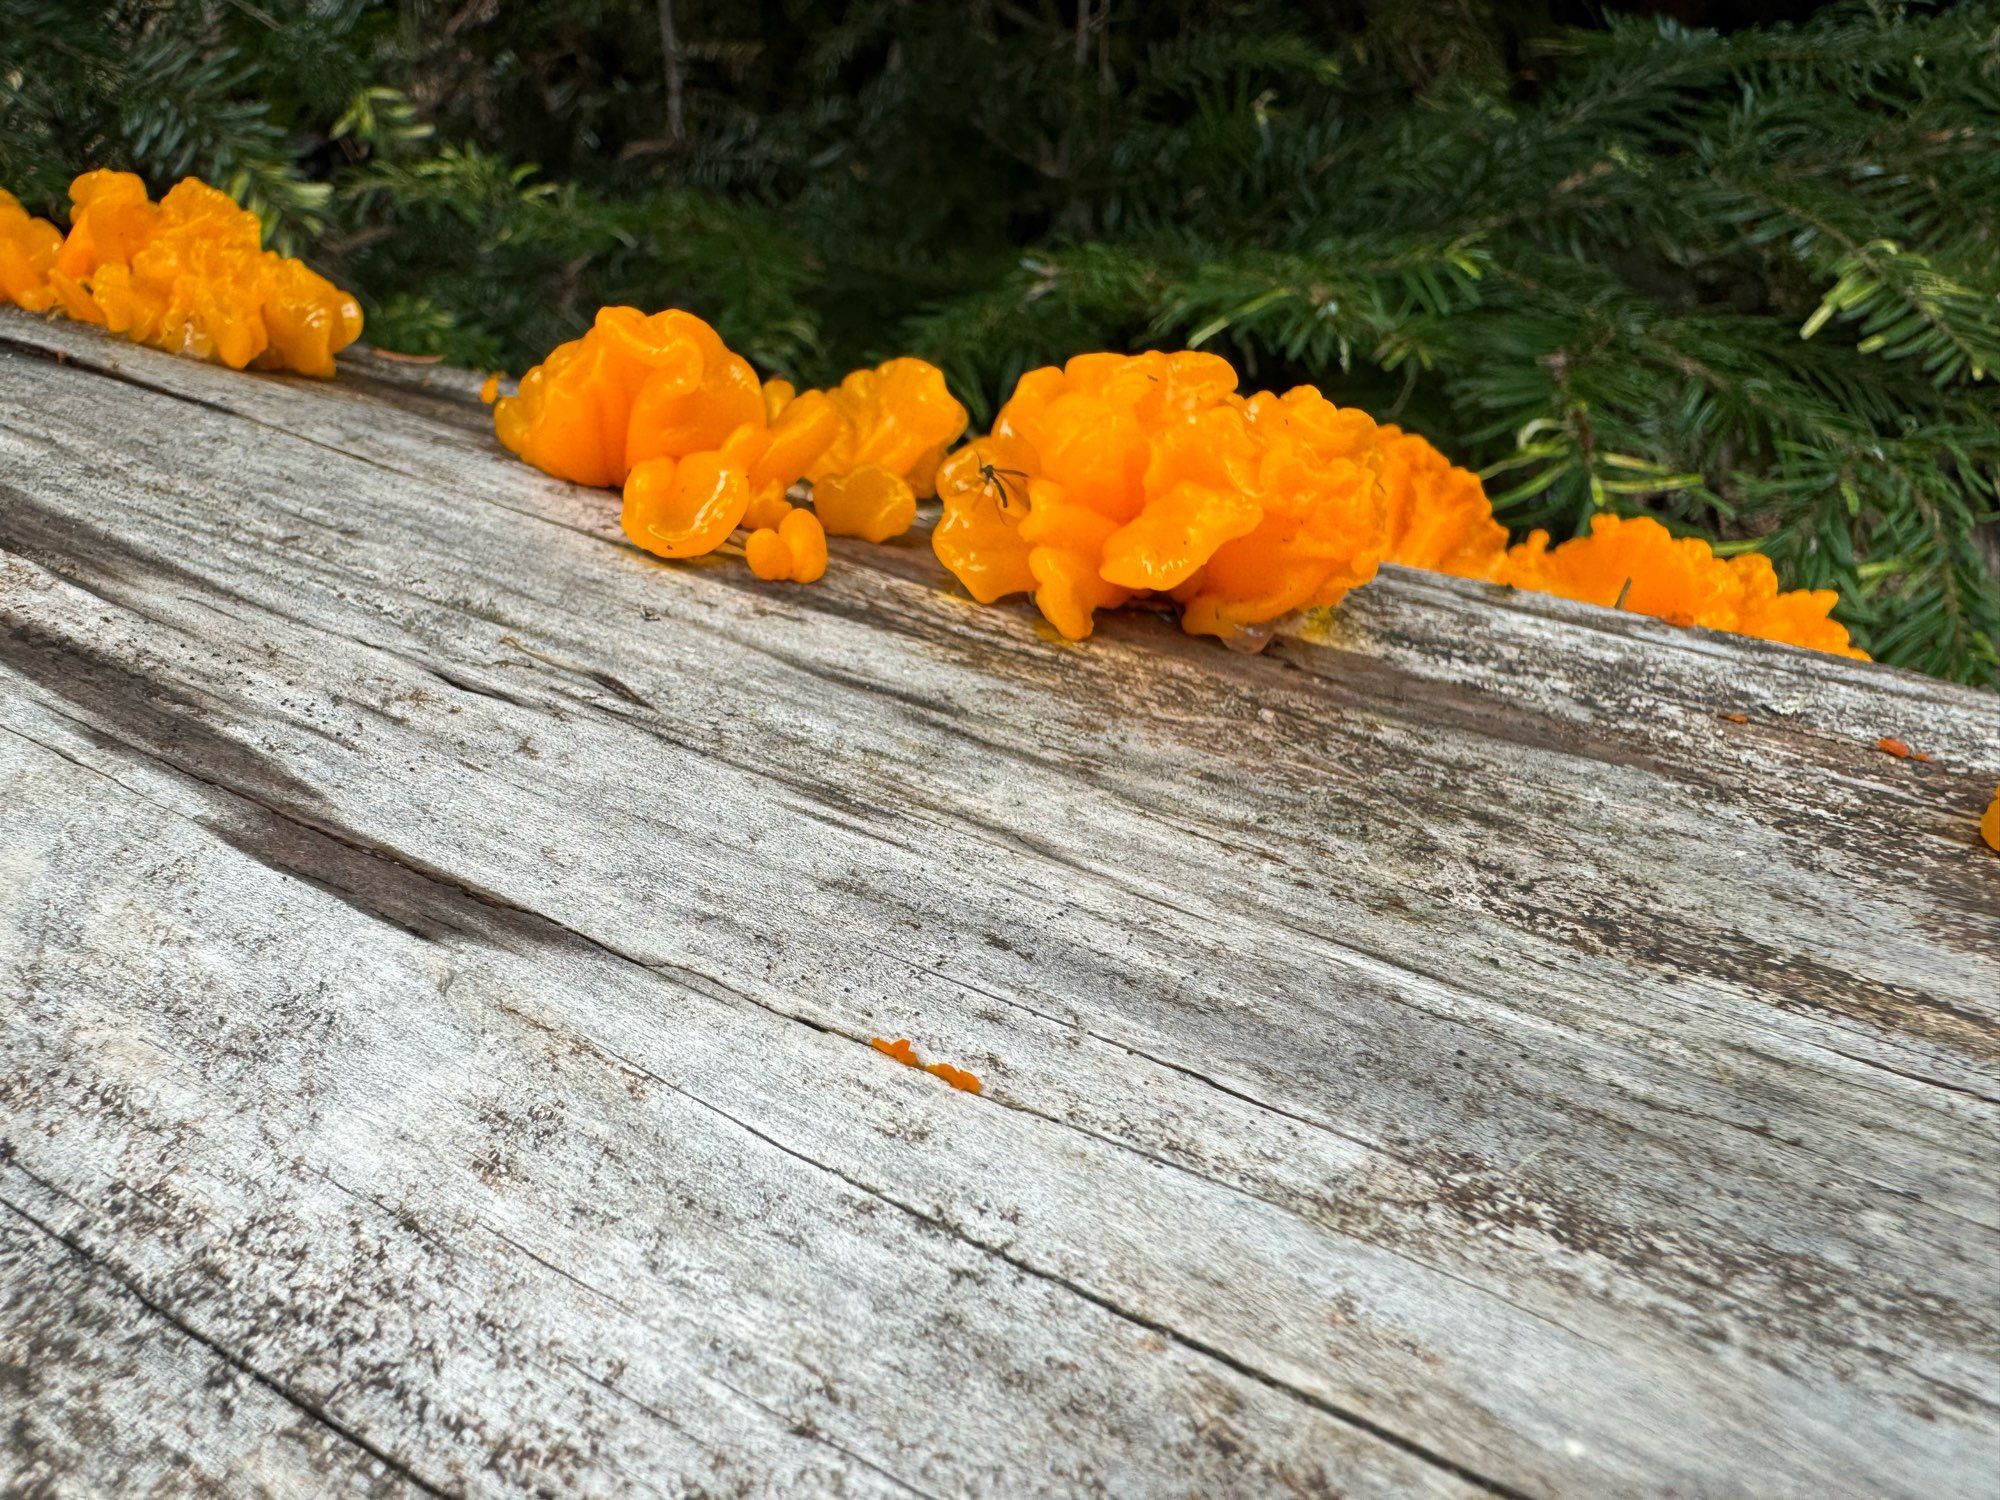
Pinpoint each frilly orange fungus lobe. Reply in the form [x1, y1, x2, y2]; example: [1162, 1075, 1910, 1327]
[801, 358, 967, 498]
[495, 306, 733, 489]
[621, 450, 749, 560]
[931, 364, 1864, 656]
[0, 190, 62, 312]
[1374, 424, 1507, 576]
[933, 351, 1391, 645]
[493, 310, 965, 577]
[1489, 514, 1866, 659]
[3, 171, 362, 376]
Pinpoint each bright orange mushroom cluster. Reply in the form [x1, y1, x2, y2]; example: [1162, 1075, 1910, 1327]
[786, 358, 968, 542]
[933, 352, 1391, 644]
[494, 311, 966, 580]
[480, 312, 1864, 657]
[0, 171, 362, 376]
[1359, 426, 1865, 659]
[1480, 514, 1866, 658]
[496, 306, 815, 560]
[0, 190, 62, 310]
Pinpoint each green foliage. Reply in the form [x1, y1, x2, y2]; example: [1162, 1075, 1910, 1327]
[0, 0, 366, 252]
[1, 0, 1994, 683]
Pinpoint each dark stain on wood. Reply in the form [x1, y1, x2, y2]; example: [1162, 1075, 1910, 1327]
[0, 614, 331, 817]
[0, 481, 216, 606]
[0, 609, 580, 956]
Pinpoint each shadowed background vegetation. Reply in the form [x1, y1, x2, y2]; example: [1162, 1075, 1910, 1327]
[2, 0, 1995, 682]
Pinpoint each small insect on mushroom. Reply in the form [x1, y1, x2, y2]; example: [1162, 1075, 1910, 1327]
[978, 462, 1031, 517]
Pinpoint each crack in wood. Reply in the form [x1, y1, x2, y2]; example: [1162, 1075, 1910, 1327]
[0, 333, 431, 485]
[1, 1193, 459, 1499]
[619, 1061, 1541, 1500]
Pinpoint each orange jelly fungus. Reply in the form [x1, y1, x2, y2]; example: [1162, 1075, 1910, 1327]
[1981, 790, 2000, 854]
[744, 507, 828, 583]
[621, 449, 749, 559]
[1488, 514, 1868, 659]
[1361, 427, 1866, 660]
[478, 373, 501, 404]
[757, 358, 968, 541]
[0, 190, 62, 311]
[497, 309, 963, 571]
[4, 171, 363, 376]
[496, 306, 756, 489]
[870, 1037, 983, 1094]
[932, 351, 1391, 645]
[1375, 424, 1507, 576]
[1876, 737, 1913, 759]
[812, 464, 917, 543]
[790, 357, 970, 505]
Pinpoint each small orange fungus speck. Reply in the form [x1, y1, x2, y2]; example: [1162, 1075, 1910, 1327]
[1720, 712, 1748, 724]
[927, 1062, 982, 1093]
[1876, 737, 1912, 759]
[1982, 790, 2000, 854]
[479, 373, 500, 404]
[870, 1037, 982, 1094]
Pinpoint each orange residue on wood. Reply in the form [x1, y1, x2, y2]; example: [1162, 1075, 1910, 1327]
[870, 1036, 982, 1094]
[1720, 712, 1748, 724]
[1876, 737, 1913, 758]
[925, 1061, 983, 1093]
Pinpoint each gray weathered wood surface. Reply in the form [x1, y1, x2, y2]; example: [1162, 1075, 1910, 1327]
[2, 304, 1997, 1499]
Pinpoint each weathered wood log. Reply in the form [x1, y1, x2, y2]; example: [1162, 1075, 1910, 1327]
[1, 306, 1995, 1498]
